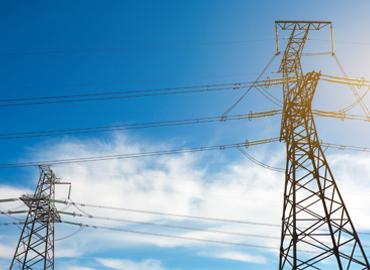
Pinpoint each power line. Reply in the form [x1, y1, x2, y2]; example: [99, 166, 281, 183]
[302, 51, 333, 57]
[59, 210, 280, 240]
[321, 142, 370, 153]
[1, 215, 369, 253]
[222, 54, 277, 117]
[0, 138, 279, 169]
[0, 108, 367, 141]
[236, 146, 285, 172]
[55, 226, 84, 242]
[0, 209, 28, 230]
[255, 85, 283, 107]
[0, 221, 24, 226]
[2, 72, 367, 108]
[54, 200, 370, 237]
[0, 77, 290, 108]
[2, 203, 370, 237]
[321, 74, 370, 86]
[50, 210, 370, 248]
[1, 72, 367, 109]
[308, 37, 370, 47]
[54, 199, 279, 228]
[60, 220, 370, 255]
[1, 137, 369, 169]
[0, 111, 281, 140]
[321, 74, 370, 113]
[1, 37, 313, 60]
[332, 54, 370, 115]
[0, 210, 28, 215]
[0, 198, 20, 203]
[313, 109, 370, 122]
[61, 219, 280, 250]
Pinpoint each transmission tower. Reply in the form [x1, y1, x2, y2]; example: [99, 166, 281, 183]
[10, 165, 70, 270]
[276, 21, 370, 269]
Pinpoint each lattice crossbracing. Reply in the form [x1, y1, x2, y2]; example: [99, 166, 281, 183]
[277, 21, 369, 270]
[10, 166, 59, 270]
[277, 21, 331, 139]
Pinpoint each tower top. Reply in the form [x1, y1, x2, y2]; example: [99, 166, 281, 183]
[275, 20, 331, 30]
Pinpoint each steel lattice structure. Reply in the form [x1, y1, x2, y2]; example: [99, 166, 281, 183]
[10, 166, 61, 270]
[5, 20, 370, 270]
[277, 21, 370, 269]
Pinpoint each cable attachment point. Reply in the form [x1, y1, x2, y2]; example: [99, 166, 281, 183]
[233, 83, 241, 90]
[244, 140, 250, 149]
[248, 111, 253, 121]
[220, 115, 228, 122]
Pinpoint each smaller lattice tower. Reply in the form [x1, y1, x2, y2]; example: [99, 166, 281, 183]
[10, 165, 70, 270]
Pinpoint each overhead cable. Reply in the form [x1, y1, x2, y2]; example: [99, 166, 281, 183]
[0, 77, 292, 108]
[255, 85, 283, 107]
[57, 212, 370, 250]
[54, 199, 279, 228]
[332, 54, 370, 115]
[0, 138, 279, 169]
[313, 109, 370, 122]
[61, 220, 368, 255]
[0, 210, 28, 215]
[61, 219, 281, 250]
[0, 221, 24, 226]
[0, 198, 20, 203]
[1, 137, 370, 169]
[222, 54, 277, 117]
[2, 204, 370, 237]
[321, 142, 370, 153]
[236, 146, 285, 172]
[0, 111, 281, 140]
[0, 109, 368, 141]
[59, 210, 280, 239]
[321, 74, 370, 87]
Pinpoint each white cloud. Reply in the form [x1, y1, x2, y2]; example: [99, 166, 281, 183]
[7, 133, 282, 264]
[326, 152, 370, 230]
[1, 133, 369, 267]
[0, 244, 14, 259]
[0, 185, 30, 198]
[43, 134, 283, 252]
[97, 258, 164, 270]
[65, 266, 96, 270]
[200, 250, 267, 264]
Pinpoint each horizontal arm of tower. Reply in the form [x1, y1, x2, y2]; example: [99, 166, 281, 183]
[275, 21, 333, 73]
[275, 21, 332, 30]
[321, 73, 370, 87]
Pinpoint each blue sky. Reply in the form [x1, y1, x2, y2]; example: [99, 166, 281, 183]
[1, 1, 370, 269]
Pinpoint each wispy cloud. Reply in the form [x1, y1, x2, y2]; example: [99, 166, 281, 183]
[1, 133, 369, 267]
[199, 250, 267, 264]
[65, 266, 96, 270]
[0, 244, 14, 259]
[0, 185, 30, 199]
[96, 258, 165, 270]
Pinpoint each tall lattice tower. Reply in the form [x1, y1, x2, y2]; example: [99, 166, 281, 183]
[10, 165, 62, 270]
[276, 21, 369, 269]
